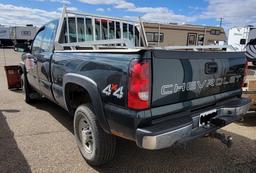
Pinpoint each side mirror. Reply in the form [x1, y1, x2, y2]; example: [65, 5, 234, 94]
[14, 43, 31, 53]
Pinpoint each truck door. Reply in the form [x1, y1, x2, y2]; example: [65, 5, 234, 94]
[26, 27, 45, 91]
[187, 33, 197, 46]
[37, 21, 58, 100]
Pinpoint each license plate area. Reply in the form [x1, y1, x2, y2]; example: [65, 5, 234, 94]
[199, 109, 217, 127]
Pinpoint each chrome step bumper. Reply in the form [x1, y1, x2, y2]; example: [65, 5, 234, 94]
[136, 98, 251, 150]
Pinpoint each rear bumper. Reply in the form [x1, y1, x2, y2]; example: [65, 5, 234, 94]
[242, 91, 256, 110]
[136, 98, 251, 150]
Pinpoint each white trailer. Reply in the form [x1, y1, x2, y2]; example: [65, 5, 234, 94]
[0, 26, 13, 46]
[228, 26, 256, 51]
[0, 26, 10, 39]
[10, 25, 38, 44]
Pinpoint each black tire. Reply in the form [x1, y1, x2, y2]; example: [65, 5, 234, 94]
[21, 73, 34, 104]
[74, 104, 116, 166]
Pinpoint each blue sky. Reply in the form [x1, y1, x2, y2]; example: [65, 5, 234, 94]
[0, 0, 255, 29]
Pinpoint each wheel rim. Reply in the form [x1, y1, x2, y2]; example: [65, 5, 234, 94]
[78, 116, 94, 154]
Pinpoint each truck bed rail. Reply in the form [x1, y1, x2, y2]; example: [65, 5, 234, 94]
[55, 6, 147, 50]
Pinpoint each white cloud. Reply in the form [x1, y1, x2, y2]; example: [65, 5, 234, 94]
[34, 0, 71, 4]
[96, 8, 105, 12]
[0, 4, 60, 27]
[126, 7, 195, 23]
[114, 1, 135, 9]
[79, 0, 193, 24]
[201, 0, 256, 27]
[79, 0, 256, 27]
[79, 0, 119, 5]
[79, 0, 135, 9]
[57, 6, 78, 11]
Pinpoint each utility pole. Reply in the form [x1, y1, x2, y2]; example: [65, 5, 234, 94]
[219, 17, 224, 27]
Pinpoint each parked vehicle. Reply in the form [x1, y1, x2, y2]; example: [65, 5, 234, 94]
[0, 26, 13, 47]
[0, 25, 39, 47]
[16, 8, 251, 166]
[143, 22, 226, 47]
[242, 35, 256, 110]
[228, 26, 256, 52]
[10, 25, 38, 45]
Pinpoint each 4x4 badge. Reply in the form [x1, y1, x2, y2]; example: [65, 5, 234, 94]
[102, 84, 124, 99]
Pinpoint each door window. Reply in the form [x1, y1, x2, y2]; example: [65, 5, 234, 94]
[32, 29, 45, 54]
[41, 22, 57, 52]
[42, 23, 56, 52]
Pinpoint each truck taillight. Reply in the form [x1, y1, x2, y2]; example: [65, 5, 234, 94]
[128, 59, 151, 110]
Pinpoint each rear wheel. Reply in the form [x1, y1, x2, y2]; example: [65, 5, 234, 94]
[74, 104, 116, 166]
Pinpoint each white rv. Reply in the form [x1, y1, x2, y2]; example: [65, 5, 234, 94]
[10, 25, 38, 44]
[228, 26, 256, 51]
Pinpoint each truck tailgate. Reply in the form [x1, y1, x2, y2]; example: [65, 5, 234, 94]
[151, 50, 246, 108]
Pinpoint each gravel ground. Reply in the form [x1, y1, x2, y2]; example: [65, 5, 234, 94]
[0, 48, 256, 173]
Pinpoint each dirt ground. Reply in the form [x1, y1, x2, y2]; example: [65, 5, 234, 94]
[0, 48, 256, 173]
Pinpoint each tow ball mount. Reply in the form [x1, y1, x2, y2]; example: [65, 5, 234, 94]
[210, 132, 233, 148]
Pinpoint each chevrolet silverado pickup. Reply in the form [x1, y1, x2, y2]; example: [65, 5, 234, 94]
[15, 8, 251, 166]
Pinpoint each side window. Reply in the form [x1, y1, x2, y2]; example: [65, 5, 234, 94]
[146, 32, 164, 43]
[123, 23, 128, 38]
[135, 27, 140, 46]
[109, 21, 115, 39]
[32, 29, 45, 54]
[210, 29, 221, 35]
[95, 19, 101, 40]
[101, 19, 108, 40]
[41, 22, 57, 52]
[146, 32, 154, 42]
[77, 18, 85, 42]
[116, 22, 121, 39]
[68, 17, 77, 42]
[154, 33, 164, 42]
[59, 18, 67, 43]
[85, 18, 93, 41]
[128, 24, 134, 41]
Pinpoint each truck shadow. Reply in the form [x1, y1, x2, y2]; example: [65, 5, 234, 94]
[31, 99, 74, 133]
[235, 112, 256, 127]
[0, 109, 32, 173]
[97, 131, 256, 173]
[27, 100, 256, 173]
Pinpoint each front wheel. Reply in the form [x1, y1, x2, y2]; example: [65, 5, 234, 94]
[74, 104, 116, 166]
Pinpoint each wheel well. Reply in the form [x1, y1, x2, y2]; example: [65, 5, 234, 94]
[65, 83, 91, 115]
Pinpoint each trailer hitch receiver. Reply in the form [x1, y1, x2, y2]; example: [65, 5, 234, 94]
[210, 132, 233, 148]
